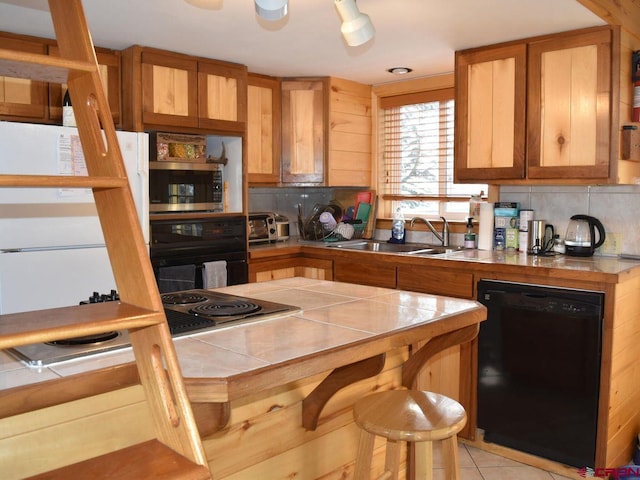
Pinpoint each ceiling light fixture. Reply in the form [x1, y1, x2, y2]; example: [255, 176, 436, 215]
[254, 0, 289, 21]
[387, 67, 413, 75]
[334, 0, 375, 47]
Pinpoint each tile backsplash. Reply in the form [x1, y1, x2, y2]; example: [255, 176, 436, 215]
[249, 185, 640, 256]
[499, 184, 640, 256]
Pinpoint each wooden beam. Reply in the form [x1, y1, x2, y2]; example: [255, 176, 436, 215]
[577, 0, 640, 38]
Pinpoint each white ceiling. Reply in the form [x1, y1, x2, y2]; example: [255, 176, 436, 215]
[0, 0, 605, 85]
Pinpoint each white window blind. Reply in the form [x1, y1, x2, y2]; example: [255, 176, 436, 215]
[380, 88, 486, 220]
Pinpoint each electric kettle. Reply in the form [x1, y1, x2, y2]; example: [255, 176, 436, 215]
[564, 214, 606, 257]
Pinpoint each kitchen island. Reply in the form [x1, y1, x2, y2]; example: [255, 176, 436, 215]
[248, 240, 640, 472]
[0, 278, 486, 479]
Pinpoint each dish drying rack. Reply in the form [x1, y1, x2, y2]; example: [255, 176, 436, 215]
[298, 202, 367, 241]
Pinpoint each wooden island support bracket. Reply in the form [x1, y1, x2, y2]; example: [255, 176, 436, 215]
[402, 324, 480, 389]
[301, 323, 480, 431]
[302, 354, 386, 431]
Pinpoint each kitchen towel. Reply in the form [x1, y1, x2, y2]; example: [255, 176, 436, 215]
[158, 264, 196, 293]
[202, 260, 227, 289]
[478, 202, 494, 251]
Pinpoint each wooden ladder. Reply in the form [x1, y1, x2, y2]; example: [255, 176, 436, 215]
[0, 1, 211, 479]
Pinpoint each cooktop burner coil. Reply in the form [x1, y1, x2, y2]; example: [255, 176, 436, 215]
[189, 300, 261, 317]
[46, 331, 120, 346]
[161, 292, 210, 305]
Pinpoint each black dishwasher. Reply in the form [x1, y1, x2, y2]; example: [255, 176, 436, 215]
[477, 279, 604, 468]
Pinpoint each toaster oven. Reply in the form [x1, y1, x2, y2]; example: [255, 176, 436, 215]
[248, 212, 277, 243]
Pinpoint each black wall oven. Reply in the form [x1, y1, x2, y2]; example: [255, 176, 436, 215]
[477, 279, 604, 468]
[150, 215, 248, 292]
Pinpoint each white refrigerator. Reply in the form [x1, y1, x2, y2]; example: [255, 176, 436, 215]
[0, 122, 149, 314]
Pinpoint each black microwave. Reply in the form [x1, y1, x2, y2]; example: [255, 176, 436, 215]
[149, 161, 223, 213]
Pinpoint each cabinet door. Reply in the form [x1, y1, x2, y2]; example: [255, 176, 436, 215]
[454, 44, 527, 182]
[281, 79, 326, 184]
[49, 46, 121, 126]
[198, 60, 247, 133]
[249, 256, 332, 283]
[0, 35, 47, 121]
[397, 265, 474, 299]
[140, 50, 198, 128]
[333, 259, 396, 288]
[527, 29, 612, 180]
[247, 74, 281, 183]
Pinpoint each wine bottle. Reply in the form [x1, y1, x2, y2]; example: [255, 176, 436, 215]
[62, 89, 76, 127]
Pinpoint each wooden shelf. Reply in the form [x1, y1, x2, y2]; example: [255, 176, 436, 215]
[0, 302, 164, 350]
[0, 174, 129, 189]
[25, 439, 211, 480]
[0, 48, 96, 83]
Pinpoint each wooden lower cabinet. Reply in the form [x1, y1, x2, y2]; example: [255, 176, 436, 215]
[397, 265, 475, 299]
[333, 259, 396, 288]
[249, 256, 333, 283]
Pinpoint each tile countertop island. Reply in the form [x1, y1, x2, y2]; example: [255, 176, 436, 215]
[0, 278, 485, 390]
[0, 278, 486, 479]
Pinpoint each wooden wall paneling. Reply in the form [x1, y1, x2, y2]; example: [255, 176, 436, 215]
[0, 386, 154, 478]
[577, 0, 640, 40]
[601, 276, 640, 468]
[327, 77, 372, 187]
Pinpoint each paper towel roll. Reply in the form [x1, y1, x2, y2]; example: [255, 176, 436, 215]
[478, 202, 494, 250]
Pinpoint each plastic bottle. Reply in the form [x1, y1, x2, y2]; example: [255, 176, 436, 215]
[391, 208, 405, 243]
[464, 217, 477, 249]
[62, 89, 76, 127]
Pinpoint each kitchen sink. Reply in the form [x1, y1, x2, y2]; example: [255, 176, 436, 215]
[327, 241, 462, 255]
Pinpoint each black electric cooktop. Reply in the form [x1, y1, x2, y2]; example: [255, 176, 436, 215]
[9, 290, 300, 367]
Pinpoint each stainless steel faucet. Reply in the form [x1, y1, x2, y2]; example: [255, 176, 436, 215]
[410, 216, 450, 247]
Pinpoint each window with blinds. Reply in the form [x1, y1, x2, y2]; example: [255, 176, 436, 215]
[380, 88, 486, 220]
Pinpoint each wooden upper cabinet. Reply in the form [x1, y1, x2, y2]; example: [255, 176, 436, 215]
[527, 28, 612, 180]
[48, 46, 121, 126]
[455, 26, 622, 184]
[122, 46, 247, 133]
[140, 49, 198, 129]
[281, 78, 326, 184]
[198, 60, 247, 133]
[454, 43, 527, 181]
[281, 77, 372, 186]
[0, 33, 47, 121]
[0, 31, 121, 126]
[247, 73, 281, 184]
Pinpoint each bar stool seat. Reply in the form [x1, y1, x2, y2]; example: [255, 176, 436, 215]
[352, 390, 467, 480]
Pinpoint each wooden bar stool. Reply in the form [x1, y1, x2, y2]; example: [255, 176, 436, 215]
[352, 390, 467, 480]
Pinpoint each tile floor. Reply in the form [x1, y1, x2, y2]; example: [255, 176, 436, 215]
[432, 443, 576, 480]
